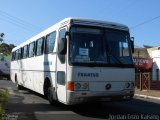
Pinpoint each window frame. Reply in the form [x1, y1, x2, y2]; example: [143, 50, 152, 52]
[28, 41, 35, 58]
[22, 45, 28, 59]
[35, 37, 44, 56]
[15, 49, 20, 60]
[45, 31, 56, 54]
[11, 51, 16, 61]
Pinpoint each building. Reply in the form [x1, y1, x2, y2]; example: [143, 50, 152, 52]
[147, 46, 160, 81]
[133, 45, 160, 90]
[133, 47, 153, 72]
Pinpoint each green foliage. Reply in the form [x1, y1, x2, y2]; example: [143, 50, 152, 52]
[0, 89, 9, 119]
[0, 33, 4, 44]
[4, 55, 11, 63]
[0, 33, 4, 38]
[0, 43, 16, 55]
[0, 38, 3, 43]
[0, 90, 8, 102]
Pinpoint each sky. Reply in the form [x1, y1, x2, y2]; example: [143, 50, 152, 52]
[0, 0, 160, 47]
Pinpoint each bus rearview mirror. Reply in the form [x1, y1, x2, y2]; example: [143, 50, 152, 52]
[58, 38, 67, 55]
[130, 37, 134, 53]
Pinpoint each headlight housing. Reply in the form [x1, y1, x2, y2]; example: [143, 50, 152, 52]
[125, 82, 135, 89]
[125, 82, 130, 88]
[74, 82, 89, 91]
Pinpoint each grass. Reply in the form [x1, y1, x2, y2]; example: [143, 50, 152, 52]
[0, 89, 9, 119]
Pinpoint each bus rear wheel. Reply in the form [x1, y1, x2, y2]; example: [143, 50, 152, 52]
[15, 76, 23, 90]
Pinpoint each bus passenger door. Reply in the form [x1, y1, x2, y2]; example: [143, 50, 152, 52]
[56, 28, 67, 103]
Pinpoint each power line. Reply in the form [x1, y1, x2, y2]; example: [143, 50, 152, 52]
[130, 15, 160, 29]
[110, 0, 137, 19]
[0, 16, 37, 33]
[0, 15, 39, 33]
[0, 10, 43, 32]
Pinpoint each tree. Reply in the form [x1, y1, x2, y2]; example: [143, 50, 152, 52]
[0, 33, 4, 37]
[0, 38, 3, 43]
[0, 33, 15, 55]
[0, 33, 5, 43]
[0, 43, 16, 55]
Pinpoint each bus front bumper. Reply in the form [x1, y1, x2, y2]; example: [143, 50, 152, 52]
[67, 89, 134, 105]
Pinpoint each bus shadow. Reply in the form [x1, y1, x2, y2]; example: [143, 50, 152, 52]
[68, 99, 160, 119]
[5, 87, 69, 112]
[6, 87, 160, 119]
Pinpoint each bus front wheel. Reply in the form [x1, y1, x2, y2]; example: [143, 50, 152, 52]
[48, 87, 57, 105]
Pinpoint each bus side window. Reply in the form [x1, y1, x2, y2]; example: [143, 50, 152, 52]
[36, 38, 44, 56]
[18, 49, 21, 60]
[11, 52, 15, 61]
[21, 47, 24, 59]
[15, 50, 18, 60]
[28, 42, 35, 58]
[45, 32, 56, 54]
[23, 45, 28, 59]
[14, 51, 17, 60]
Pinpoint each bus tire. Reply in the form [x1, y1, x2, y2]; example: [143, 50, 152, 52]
[48, 86, 57, 105]
[15, 75, 23, 90]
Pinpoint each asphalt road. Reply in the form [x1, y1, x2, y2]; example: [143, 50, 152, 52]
[1, 80, 160, 120]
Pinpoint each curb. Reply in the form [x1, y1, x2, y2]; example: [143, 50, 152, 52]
[135, 94, 160, 100]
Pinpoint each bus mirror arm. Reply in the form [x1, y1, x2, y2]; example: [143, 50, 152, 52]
[130, 37, 134, 53]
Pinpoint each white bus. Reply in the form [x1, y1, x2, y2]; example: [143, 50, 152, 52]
[10, 18, 135, 105]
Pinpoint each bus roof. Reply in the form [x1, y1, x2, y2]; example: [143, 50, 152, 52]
[12, 17, 129, 51]
[67, 17, 129, 30]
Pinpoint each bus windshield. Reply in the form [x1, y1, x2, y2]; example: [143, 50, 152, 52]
[69, 26, 133, 67]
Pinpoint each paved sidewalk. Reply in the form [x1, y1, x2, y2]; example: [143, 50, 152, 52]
[135, 89, 160, 100]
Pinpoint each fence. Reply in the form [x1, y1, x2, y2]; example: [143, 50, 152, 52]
[136, 72, 160, 90]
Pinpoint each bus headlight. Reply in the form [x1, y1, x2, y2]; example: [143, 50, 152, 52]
[75, 83, 81, 90]
[81, 83, 88, 90]
[125, 82, 134, 89]
[131, 82, 134, 88]
[125, 82, 130, 88]
[74, 82, 89, 91]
